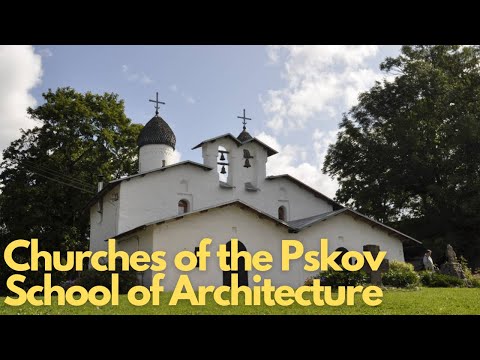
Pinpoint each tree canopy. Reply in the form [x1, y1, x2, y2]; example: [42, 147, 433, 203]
[0, 88, 142, 290]
[323, 45, 480, 267]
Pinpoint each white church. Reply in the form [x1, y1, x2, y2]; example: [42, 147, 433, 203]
[88, 97, 420, 290]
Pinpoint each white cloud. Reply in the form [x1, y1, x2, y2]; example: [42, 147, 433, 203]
[256, 131, 338, 198]
[185, 96, 196, 104]
[121, 64, 153, 84]
[169, 83, 196, 105]
[0, 45, 43, 159]
[261, 45, 383, 132]
[38, 48, 53, 57]
[257, 45, 396, 199]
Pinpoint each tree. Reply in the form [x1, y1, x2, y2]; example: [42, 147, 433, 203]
[0, 88, 142, 290]
[323, 46, 480, 268]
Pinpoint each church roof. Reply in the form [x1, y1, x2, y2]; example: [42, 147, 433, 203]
[237, 129, 253, 142]
[109, 199, 421, 245]
[288, 209, 345, 229]
[265, 174, 343, 210]
[137, 115, 176, 149]
[191, 133, 278, 156]
[84, 161, 212, 211]
[288, 208, 422, 244]
[111, 160, 212, 183]
[111, 199, 292, 240]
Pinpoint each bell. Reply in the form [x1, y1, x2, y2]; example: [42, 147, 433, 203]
[220, 165, 227, 174]
[244, 158, 251, 168]
[219, 152, 226, 161]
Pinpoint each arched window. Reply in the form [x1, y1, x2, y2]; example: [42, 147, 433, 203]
[178, 199, 189, 215]
[278, 206, 287, 221]
[217, 146, 229, 182]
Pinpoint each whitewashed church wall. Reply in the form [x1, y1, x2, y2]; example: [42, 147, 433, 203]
[114, 166, 334, 237]
[89, 186, 120, 253]
[117, 165, 227, 235]
[299, 212, 405, 283]
[256, 177, 334, 221]
[148, 205, 301, 290]
[116, 226, 154, 286]
[112, 204, 407, 291]
[139, 144, 176, 172]
[199, 138, 334, 219]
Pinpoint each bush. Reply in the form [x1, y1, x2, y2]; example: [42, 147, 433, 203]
[458, 256, 472, 277]
[304, 276, 314, 286]
[458, 256, 480, 288]
[382, 261, 420, 288]
[72, 268, 139, 294]
[315, 268, 369, 287]
[420, 272, 465, 287]
[471, 277, 480, 288]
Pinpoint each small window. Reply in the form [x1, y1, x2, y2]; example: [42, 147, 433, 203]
[278, 206, 287, 221]
[178, 199, 189, 214]
[195, 246, 200, 268]
[162, 160, 166, 167]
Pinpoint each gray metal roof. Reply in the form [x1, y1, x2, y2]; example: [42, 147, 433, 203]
[237, 129, 253, 142]
[288, 209, 346, 229]
[107, 198, 420, 245]
[266, 174, 343, 210]
[192, 133, 278, 156]
[110, 161, 212, 184]
[83, 161, 212, 210]
[288, 208, 421, 244]
[137, 115, 176, 149]
[110, 199, 291, 240]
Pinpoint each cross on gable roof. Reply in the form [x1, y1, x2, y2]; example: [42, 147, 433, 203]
[191, 133, 278, 156]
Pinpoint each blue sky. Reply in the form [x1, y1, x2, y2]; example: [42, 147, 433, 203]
[0, 45, 401, 197]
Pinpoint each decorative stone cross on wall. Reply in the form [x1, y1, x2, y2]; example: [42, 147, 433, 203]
[362, 244, 389, 286]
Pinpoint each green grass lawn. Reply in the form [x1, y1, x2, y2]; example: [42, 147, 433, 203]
[1, 288, 479, 315]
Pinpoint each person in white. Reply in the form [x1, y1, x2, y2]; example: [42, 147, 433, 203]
[423, 249, 435, 271]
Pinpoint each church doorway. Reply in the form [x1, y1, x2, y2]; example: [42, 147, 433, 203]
[223, 240, 249, 287]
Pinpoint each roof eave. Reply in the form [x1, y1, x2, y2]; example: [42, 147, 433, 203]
[291, 207, 422, 245]
[82, 182, 120, 213]
[109, 199, 292, 240]
[191, 134, 278, 156]
[83, 161, 213, 213]
[191, 134, 240, 150]
[266, 174, 342, 209]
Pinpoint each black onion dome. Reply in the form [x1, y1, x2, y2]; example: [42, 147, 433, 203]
[137, 115, 176, 149]
[237, 129, 253, 142]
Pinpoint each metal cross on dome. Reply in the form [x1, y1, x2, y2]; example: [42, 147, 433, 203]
[149, 92, 165, 115]
[237, 109, 252, 131]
